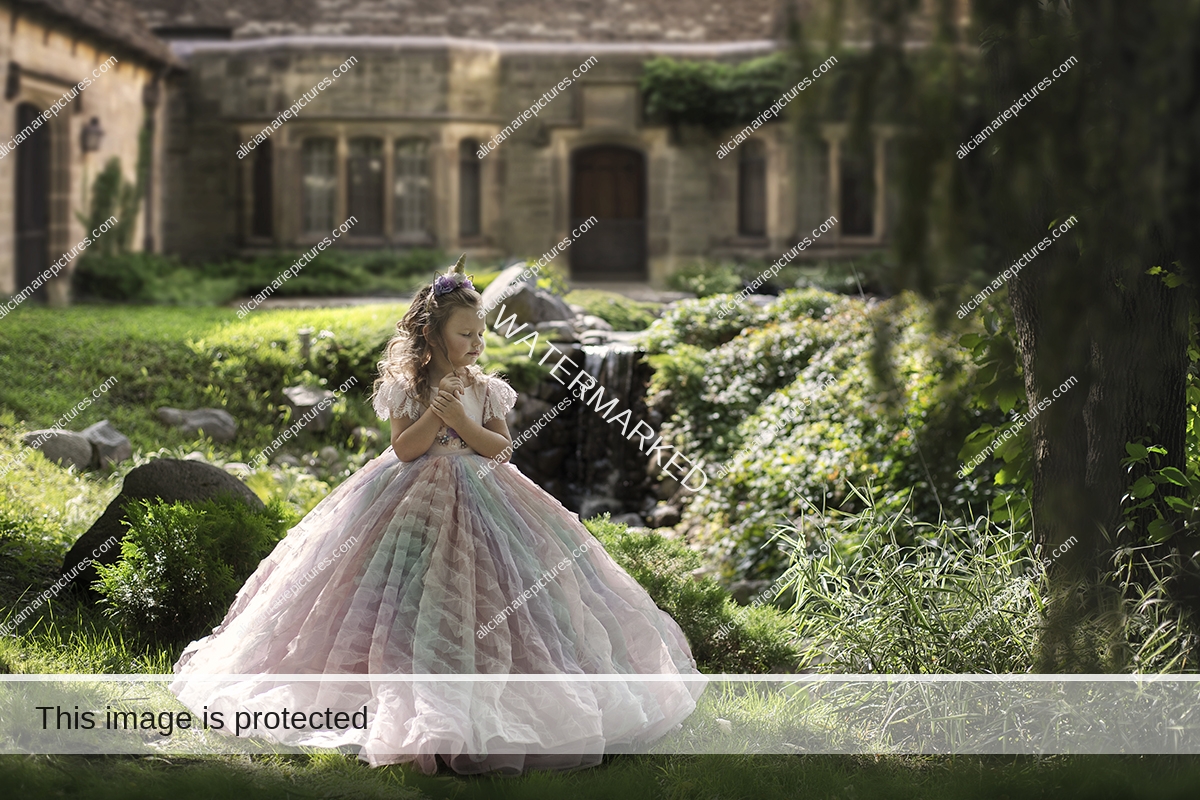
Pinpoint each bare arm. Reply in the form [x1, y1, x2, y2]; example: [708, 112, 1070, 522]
[390, 406, 442, 462]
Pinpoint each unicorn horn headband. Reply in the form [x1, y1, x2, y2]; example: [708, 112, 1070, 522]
[432, 253, 474, 296]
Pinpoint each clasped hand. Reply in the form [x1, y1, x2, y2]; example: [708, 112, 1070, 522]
[431, 371, 468, 428]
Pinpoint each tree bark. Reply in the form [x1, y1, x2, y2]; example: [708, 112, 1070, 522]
[1010, 248, 1190, 671]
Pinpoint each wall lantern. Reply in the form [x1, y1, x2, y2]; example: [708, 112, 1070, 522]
[80, 117, 105, 153]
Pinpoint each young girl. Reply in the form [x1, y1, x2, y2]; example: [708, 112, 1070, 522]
[171, 256, 704, 775]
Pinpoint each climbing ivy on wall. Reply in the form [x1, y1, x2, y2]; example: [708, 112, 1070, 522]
[77, 111, 152, 255]
[639, 52, 795, 130]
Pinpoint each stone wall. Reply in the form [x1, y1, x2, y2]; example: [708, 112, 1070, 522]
[157, 39, 833, 284]
[0, 3, 168, 300]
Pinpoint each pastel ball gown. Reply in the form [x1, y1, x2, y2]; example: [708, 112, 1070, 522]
[170, 371, 704, 774]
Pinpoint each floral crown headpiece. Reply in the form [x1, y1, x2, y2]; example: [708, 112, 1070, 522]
[431, 254, 475, 297]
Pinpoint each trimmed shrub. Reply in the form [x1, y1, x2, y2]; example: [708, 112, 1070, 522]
[93, 496, 292, 643]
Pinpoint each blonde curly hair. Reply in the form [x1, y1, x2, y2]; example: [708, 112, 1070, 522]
[374, 254, 487, 407]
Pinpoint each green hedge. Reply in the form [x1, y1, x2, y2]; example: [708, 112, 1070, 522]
[72, 249, 447, 306]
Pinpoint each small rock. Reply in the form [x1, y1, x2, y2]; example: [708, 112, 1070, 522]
[568, 303, 587, 315]
[274, 454, 301, 468]
[611, 512, 645, 529]
[579, 314, 614, 332]
[318, 446, 341, 465]
[282, 385, 335, 432]
[81, 420, 132, 467]
[579, 330, 611, 345]
[21, 429, 93, 470]
[715, 718, 733, 735]
[580, 496, 624, 520]
[647, 503, 682, 528]
[157, 407, 237, 443]
[223, 462, 252, 476]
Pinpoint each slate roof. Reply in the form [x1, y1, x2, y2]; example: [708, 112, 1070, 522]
[12, 0, 178, 64]
[125, 0, 786, 43]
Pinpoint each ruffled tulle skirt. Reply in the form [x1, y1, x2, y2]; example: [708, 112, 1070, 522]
[170, 450, 704, 774]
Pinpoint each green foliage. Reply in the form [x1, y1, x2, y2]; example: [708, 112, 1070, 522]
[584, 515, 802, 673]
[93, 496, 292, 643]
[563, 289, 660, 331]
[640, 294, 770, 352]
[955, 296, 1034, 529]
[534, 262, 571, 297]
[1117, 298, 1200, 544]
[666, 261, 745, 298]
[647, 291, 993, 580]
[641, 53, 793, 130]
[77, 156, 142, 255]
[778, 492, 1045, 673]
[72, 249, 445, 305]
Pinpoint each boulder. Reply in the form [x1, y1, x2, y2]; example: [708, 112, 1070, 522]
[81, 420, 132, 467]
[282, 385, 335, 433]
[487, 280, 576, 329]
[534, 320, 579, 342]
[480, 263, 538, 323]
[157, 407, 237, 443]
[61, 458, 265, 596]
[579, 330, 611, 346]
[647, 503, 682, 528]
[318, 446, 341, 465]
[21, 429, 93, 470]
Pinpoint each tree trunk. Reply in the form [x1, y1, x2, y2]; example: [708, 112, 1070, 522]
[1010, 249, 1190, 671]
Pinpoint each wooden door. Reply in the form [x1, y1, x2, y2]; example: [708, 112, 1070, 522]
[14, 102, 50, 301]
[570, 145, 646, 279]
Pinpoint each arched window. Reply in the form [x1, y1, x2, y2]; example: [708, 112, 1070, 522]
[459, 139, 481, 239]
[251, 139, 273, 239]
[738, 140, 767, 237]
[393, 139, 430, 239]
[301, 137, 336, 234]
[347, 136, 383, 236]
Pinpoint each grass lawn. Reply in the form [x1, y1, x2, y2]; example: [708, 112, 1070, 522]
[3, 753, 1200, 799]
[4, 302, 1197, 797]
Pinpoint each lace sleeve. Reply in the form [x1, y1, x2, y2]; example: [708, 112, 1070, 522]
[482, 375, 518, 423]
[372, 375, 424, 421]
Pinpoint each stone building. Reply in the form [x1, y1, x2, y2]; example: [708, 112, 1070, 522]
[0, 0, 177, 304]
[3, 1, 953, 300]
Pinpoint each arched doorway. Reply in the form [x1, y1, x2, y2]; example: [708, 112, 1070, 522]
[14, 102, 51, 301]
[570, 145, 645, 280]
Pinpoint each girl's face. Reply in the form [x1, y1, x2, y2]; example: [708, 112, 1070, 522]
[437, 306, 486, 368]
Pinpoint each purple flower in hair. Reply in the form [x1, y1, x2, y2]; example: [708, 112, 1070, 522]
[432, 274, 474, 296]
